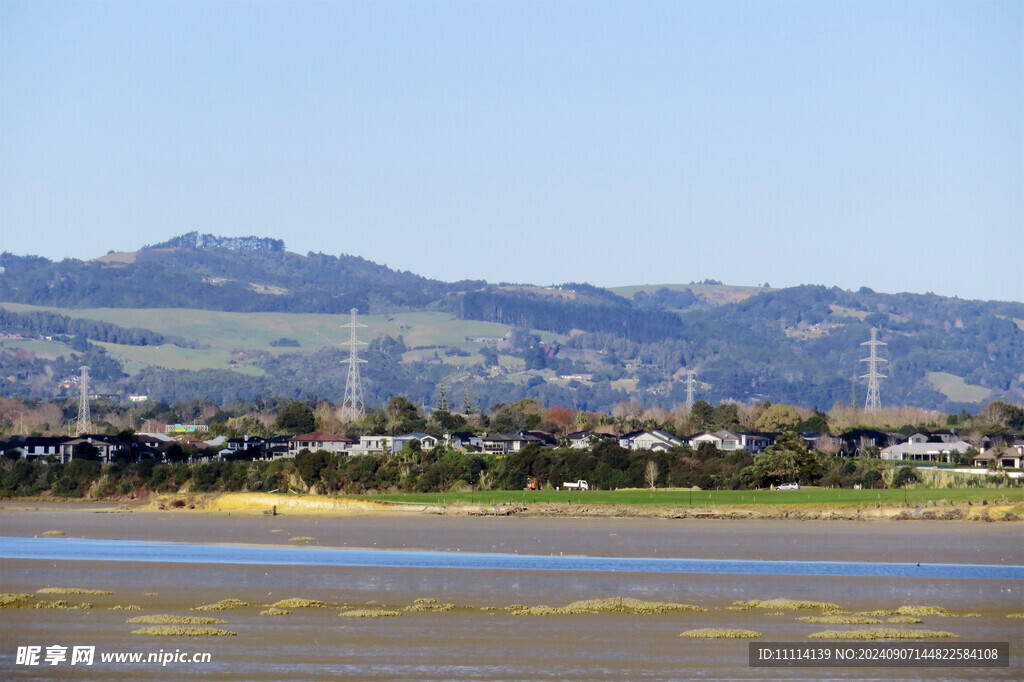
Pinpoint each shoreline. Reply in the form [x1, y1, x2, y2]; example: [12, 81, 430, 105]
[3, 492, 1022, 522]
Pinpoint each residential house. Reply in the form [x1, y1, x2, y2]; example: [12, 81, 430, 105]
[979, 445, 1023, 469]
[288, 431, 355, 457]
[621, 430, 683, 451]
[690, 430, 773, 453]
[836, 429, 894, 457]
[880, 440, 972, 463]
[6, 436, 70, 459]
[354, 435, 392, 455]
[391, 433, 439, 451]
[226, 436, 266, 454]
[972, 451, 996, 468]
[518, 431, 558, 447]
[59, 436, 118, 463]
[445, 432, 482, 451]
[565, 431, 615, 449]
[479, 433, 542, 454]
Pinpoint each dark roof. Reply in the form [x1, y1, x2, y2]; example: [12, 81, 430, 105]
[18, 436, 72, 447]
[290, 431, 354, 443]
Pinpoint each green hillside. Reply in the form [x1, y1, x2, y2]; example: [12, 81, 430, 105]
[1, 302, 562, 376]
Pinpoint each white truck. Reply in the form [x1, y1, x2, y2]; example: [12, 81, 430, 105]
[562, 480, 590, 491]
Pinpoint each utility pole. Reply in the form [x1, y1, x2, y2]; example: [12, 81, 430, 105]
[339, 308, 367, 422]
[860, 328, 887, 413]
[685, 371, 696, 411]
[12, 409, 27, 435]
[77, 366, 92, 435]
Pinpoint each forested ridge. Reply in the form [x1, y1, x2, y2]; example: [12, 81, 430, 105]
[1, 236, 1022, 412]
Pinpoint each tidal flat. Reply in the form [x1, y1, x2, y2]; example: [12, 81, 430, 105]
[1, 508, 1022, 680]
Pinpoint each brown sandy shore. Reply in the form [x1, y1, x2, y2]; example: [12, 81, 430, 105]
[2, 500, 1023, 680]
[4, 490, 1023, 522]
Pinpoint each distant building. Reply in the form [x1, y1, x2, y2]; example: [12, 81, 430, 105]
[620, 430, 682, 451]
[880, 440, 972, 463]
[288, 431, 355, 457]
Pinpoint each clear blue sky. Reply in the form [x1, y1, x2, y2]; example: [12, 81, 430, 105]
[2, 1, 1021, 301]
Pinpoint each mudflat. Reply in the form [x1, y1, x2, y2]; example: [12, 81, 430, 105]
[2, 507, 1022, 680]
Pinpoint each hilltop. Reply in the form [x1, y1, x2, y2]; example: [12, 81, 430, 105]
[1, 235, 1022, 412]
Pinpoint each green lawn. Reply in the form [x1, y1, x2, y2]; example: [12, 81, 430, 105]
[353, 487, 1024, 508]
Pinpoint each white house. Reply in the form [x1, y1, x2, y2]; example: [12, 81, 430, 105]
[689, 431, 772, 453]
[391, 433, 439, 451]
[880, 440, 972, 463]
[621, 430, 683, 451]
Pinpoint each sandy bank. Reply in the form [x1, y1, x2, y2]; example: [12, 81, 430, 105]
[441, 500, 1023, 522]
[145, 493, 1023, 522]
[4, 493, 1020, 522]
[145, 492, 426, 515]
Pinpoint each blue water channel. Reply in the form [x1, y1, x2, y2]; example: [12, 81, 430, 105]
[1, 536, 1021, 580]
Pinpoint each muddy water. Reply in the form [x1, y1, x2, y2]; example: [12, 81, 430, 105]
[1, 510, 1022, 680]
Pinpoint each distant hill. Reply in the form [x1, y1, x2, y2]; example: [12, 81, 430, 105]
[1, 234, 1021, 412]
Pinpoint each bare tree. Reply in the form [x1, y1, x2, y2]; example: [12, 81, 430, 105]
[645, 460, 659, 490]
[817, 435, 842, 456]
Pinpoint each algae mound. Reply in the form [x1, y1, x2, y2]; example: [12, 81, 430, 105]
[37, 587, 112, 595]
[734, 598, 841, 612]
[260, 608, 293, 616]
[887, 616, 923, 624]
[809, 628, 958, 640]
[507, 597, 706, 616]
[564, 597, 706, 614]
[110, 604, 143, 611]
[0, 593, 33, 607]
[340, 609, 402, 618]
[405, 598, 455, 613]
[895, 605, 951, 617]
[132, 626, 236, 637]
[41, 530, 65, 536]
[288, 536, 317, 543]
[193, 599, 252, 611]
[32, 602, 92, 610]
[681, 629, 762, 639]
[128, 615, 228, 625]
[798, 615, 883, 625]
[271, 598, 325, 608]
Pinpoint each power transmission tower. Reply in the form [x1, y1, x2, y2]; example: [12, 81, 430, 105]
[860, 328, 887, 412]
[339, 308, 367, 422]
[77, 366, 92, 435]
[685, 371, 696, 411]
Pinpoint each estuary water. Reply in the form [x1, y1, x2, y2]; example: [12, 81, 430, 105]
[2, 535, 1022, 580]
[2, 511, 1022, 680]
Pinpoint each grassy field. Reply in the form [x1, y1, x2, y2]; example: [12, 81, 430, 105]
[608, 283, 770, 306]
[926, 371, 991, 403]
[354, 487, 1024, 508]
[1, 303, 566, 375]
[0, 337, 76, 360]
